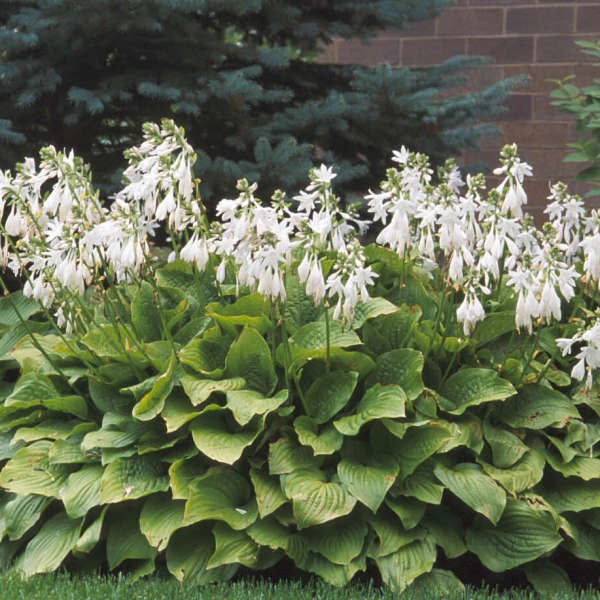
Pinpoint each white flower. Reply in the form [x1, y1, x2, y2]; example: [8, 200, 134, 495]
[391, 146, 410, 165]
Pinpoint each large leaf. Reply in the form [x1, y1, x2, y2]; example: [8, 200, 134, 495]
[18, 513, 82, 576]
[542, 479, 600, 513]
[59, 465, 103, 519]
[422, 505, 467, 559]
[496, 384, 580, 429]
[338, 452, 399, 513]
[76, 506, 108, 554]
[140, 493, 185, 551]
[523, 560, 571, 596]
[161, 389, 202, 432]
[479, 451, 545, 495]
[483, 419, 529, 468]
[439, 369, 515, 415]
[168, 456, 207, 500]
[334, 384, 406, 436]
[304, 370, 358, 424]
[268, 437, 321, 475]
[294, 416, 343, 456]
[208, 522, 260, 569]
[106, 509, 157, 570]
[351, 297, 399, 330]
[249, 468, 288, 519]
[178, 333, 231, 378]
[542, 448, 600, 481]
[190, 407, 263, 464]
[100, 456, 169, 503]
[434, 462, 506, 525]
[225, 327, 277, 395]
[366, 510, 428, 558]
[166, 523, 237, 584]
[284, 468, 356, 529]
[0, 290, 41, 328]
[304, 518, 367, 565]
[368, 349, 424, 400]
[207, 294, 271, 334]
[184, 467, 257, 530]
[156, 264, 218, 311]
[397, 462, 444, 505]
[180, 373, 246, 406]
[362, 305, 422, 354]
[131, 280, 162, 342]
[385, 496, 426, 529]
[375, 537, 436, 593]
[466, 498, 562, 571]
[2, 494, 50, 541]
[132, 353, 177, 421]
[226, 389, 288, 426]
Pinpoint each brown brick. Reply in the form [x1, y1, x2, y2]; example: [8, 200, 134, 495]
[533, 94, 578, 121]
[402, 38, 466, 66]
[537, 35, 600, 64]
[496, 94, 533, 121]
[336, 39, 400, 66]
[569, 180, 599, 201]
[397, 18, 436, 38]
[577, 6, 600, 33]
[468, 37, 534, 64]
[503, 64, 576, 94]
[520, 148, 582, 179]
[315, 43, 336, 64]
[502, 121, 571, 148]
[506, 7, 574, 34]
[469, 0, 522, 5]
[437, 8, 503, 36]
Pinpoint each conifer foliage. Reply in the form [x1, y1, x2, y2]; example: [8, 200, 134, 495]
[1, 0, 521, 205]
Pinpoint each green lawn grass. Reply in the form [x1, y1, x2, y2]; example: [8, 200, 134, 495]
[1, 571, 599, 600]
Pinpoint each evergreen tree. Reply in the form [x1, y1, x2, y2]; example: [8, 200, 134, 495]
[0, 0, 522, 206]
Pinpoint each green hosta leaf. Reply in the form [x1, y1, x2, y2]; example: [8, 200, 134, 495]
[466, 499, 562, 571]
[439, 369, 515, 415]
[184, 467, 257, 530]
[294, 417, 343, 456]
[161, 389, 201, 433]
[207, 294, 271, 334]
[543, 479, 600, 513]
[385, 497, 426, 530]
[0, 441, 70, 496]
[542, 448, 600, 480]
[328, 350, 376, 379]
[411, 569, 465, 596]
[483, 419, 529, 468]
[12, 419, 95, 443]
[140, 493, 185, 551]
[3, 494, 50, 540]
[334, 384, 406, 436]
[284, 468, 357, 529]
[247, 516, 292, 550]
[362, 305, 422, 354]
[100, 456, 169, 504]
[397, 463, 444, 505]
[208, 522, 260, 569]
[523, 560, 571, 596]
[299, 551, 366, 587]
[250, 468, 288, 518]
[375, 537, 436, 593]
[18, 513, 82, 576]
[106, 509, 157, 570]
[190, 407, 263, 464]
[479, 451, 545, 495]
[44, 395, 89, 420]
[88, 379, 133, 414]
[179, 334, 231, 378]
[386, 421, 453, 479]
[368, 349, 424, 400]
[422, 506, 467, 559]
[82, 424, 143, 451]
[304, 518, 367, 565]
[180, 373, 246, 406]
[167, 524, 237, 584]
[282, 273, 323, 333]
[474, 311, 515, 346]
[60, 465, 103, 519]
[269, 438, 321, 475]
[0, 291, 41, 327]
[338, 453, 399, 513]
[291, 320, 361, 351]
[496, 384, 580, 429]
[156, 265, 218, 311]
[434, 462, 506, 525]
[225, 327, 277, 395]
[80, 325, 140, 360]
[226, 389, 288, 426]
[132, 353, 177, 421]
[131, 281, 162, 342]
[76, 507, 107, 553]
[367, 510, 427, 558]
[351, 297, 399, 330]
[169, 456, 206, 500]
[563, 514, 600, 561]
[0, 431, 22, 461]
[304, 370, 358, 424]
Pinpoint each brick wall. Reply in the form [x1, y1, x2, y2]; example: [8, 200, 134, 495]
[322, 1, 600, 218]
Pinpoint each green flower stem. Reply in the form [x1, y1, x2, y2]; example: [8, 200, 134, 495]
[324, 303, 331, 374]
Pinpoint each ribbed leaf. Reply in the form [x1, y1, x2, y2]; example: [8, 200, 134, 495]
[304, 370, 358, 424]
[131, 281, 162, 342]
[106, 509, 157, 570]
[190, 407, 263, 464]
[284, 468, 356, 529]
[250, 468, 288, 518]
[161, 389, 201, 432]
[439, 369, 515, 415]
[184, 467, 257, 530]
[385, 497, 426, 529]
[207, 294, 271, 334]
[422, 505, 467, 559]
[479, 451, 545, 495]
[19, 513, 82, 576]
[294, 417, 343, 455]
[483, 419, 529, 468]
[225, 327, 276, 395]
[140, 493, 185, 551]
[351, 297, 399, 329]
[304, 518, 367, 565]
[368, 349, 424, 400]
[411, 569, 465, 596]
[334, 384, 406, 436]
[132, 353, 177, 421]
[542, 479, 600, 513]
[268, 437, 321, 475]
[168, 456, 206, 500]
[208, 522, 259, 569]
[100, 456, 169, 503]
[497, 384, 580, 429]
[375, 537, 436, 593]
[3, 494, 50, 540]
[180, 373, 246, 406]
[226, 389, 288, 426]
[178, 333, 231, 378]
[523, 560, 571, 596]
[362, 305, 422, 354]
[246, 517, 292, 550]
[166, 523, 238, 584]
[299, 550, 366, 587]
[466, 499, 562, 571]
[76, 506, 107, 553]
[367, 510, 427, 558]
[542, 448, 600, 480]
[397, 464, 445, 505]
[60, 465, 103, 518]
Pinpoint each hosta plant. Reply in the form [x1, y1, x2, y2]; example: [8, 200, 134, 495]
[1, 121, 600, 595]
